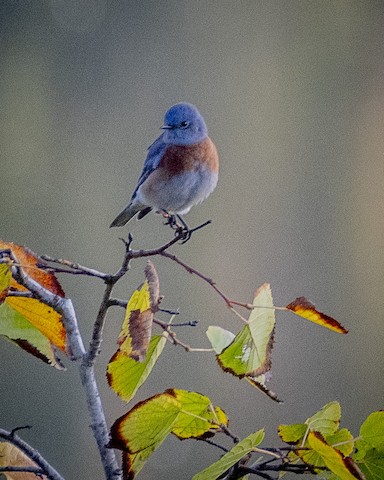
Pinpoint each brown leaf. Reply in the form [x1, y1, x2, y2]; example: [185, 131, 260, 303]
[144, 260, 160, 310]
[0, 441, 48, 479]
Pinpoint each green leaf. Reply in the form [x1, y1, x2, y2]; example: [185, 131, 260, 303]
[278, 423, 307, 443]
[192, 429, 265, 480]
[357, 447, 384, 480]
[110, 390, 227, 479]
[327, 429, 355, 457]
[107, 334, 167, 402]
[360, 412, 384, 449]
[306, 401, 341, 435]
[217, 283, 275, 377]
[170, 389, 228, 439]
[206, 325, 235, 354]
[110, 391, 181, 478]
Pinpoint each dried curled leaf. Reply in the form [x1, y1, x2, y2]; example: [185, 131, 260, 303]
[0, 441, 48, 479]
[118, 260, 160, 362]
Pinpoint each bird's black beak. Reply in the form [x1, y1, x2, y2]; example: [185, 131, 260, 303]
[161, 124, 172, 130]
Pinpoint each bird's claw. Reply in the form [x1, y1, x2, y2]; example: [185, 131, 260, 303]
[174, 226, 192, 244]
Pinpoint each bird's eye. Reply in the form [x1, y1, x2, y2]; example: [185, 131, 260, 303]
[180, 121, 189, 128]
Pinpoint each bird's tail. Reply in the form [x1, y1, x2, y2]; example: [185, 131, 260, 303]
[110, 203, 144, 227]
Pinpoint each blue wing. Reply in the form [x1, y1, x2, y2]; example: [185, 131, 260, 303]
[131, 133, 167, 200]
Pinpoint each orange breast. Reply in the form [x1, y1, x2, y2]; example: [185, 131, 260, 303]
[158, 137, 219, 176]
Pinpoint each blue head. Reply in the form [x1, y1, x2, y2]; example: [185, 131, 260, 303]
[161, 103, 208, 145]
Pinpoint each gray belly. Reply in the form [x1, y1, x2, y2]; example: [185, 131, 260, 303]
[139, 169, 218, 214]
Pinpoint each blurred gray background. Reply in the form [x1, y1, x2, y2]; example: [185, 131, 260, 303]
[1, 1, 383, 479]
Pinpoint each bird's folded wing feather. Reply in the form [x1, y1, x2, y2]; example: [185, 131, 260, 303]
[131, 133, 167, 200]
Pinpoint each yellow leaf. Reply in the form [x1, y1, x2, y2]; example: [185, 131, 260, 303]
[0, 263, 11, 302]
[0, 241, 67, 366]
[0, 302, 65, 369]
[118, 262, 159, 361]
[308, 432, 365, 480]
[6, 297, 66, 352]
[107, 334, 167, 402]
[286, 297, 347, 334]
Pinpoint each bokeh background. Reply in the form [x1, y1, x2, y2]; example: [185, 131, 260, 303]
[1, 1, 383, 479]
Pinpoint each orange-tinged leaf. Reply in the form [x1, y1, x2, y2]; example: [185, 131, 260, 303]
[0, 242, 67, 363]
[0, 441, 48, 480]
[6, 297, 66, 352]
[286, 297, 348, 334]
[0, 241, 65, 297]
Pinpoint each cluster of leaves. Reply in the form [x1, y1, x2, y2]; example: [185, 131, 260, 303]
[104, 261, 353, 478]
[0, 240, 382, 480]
[278, 402, 384, 480]
[0, 241, 66, 368]
[192, 402, 384, 480]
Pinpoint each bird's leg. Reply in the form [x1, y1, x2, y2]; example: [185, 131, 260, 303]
[159, 210, 192, 243]
[160, 210, 177, 228]
[175, 215, 192, 243]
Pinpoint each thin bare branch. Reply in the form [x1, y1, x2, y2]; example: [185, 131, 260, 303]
[0, 428, 65, 480]
[154, 318, 213, 352]
[0, 466, 45, 475]
[7, 290, 33, 298]
[38, 255, 110, 280]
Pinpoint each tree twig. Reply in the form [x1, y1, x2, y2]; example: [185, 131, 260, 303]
[38, 255, 110, 280]
[154, 318, 213, 352]
[0, 428, 65, 480]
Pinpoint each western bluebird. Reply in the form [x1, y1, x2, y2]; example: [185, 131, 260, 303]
[110, 103, 219, 234]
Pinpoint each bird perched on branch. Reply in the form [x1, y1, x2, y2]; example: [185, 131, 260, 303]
[110, 103, 219, 236]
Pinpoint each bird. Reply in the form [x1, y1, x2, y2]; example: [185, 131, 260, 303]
[110, 102, 219, 235]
